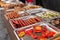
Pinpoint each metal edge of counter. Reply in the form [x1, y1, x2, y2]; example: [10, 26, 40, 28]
[1, 9, 18, 40]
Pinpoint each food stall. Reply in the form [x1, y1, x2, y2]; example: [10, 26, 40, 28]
[0, 0, 60, 40]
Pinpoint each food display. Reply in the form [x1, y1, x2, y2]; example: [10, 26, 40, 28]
[1, 3, 15, 9]
[2, 1, 60, 40]
[14, 7, 25, 11]
[0, 1, 25, 9]
[4, 11, 19, 19]
[4, 11, 29, 20]
[49, 18, 60, 29]
[0, 3, 10, 8]
[14, 23, 57, 40]
[10, 15, 41, 29]
[36, 11, 60, 19]
[24, 5, 41, 10]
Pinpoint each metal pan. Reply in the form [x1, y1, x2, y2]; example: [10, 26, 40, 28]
[4, 10, 30, 20]
[9, 15, 41, 30]
[47, 17, 60, 30]
[14, 22, 59, 40]
[36, 9, 60, 22]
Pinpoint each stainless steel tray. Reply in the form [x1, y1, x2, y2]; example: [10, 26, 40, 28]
[26, 8, 42, 14]
[26, 8, 48, 15]
[9, 15, 41, 30]
[4, 10, 30, 20]
[36, 9, 60, 21]
[14, 22, 59, 40]
[16, 8, 43, 15]
[47, 17, 60, 29]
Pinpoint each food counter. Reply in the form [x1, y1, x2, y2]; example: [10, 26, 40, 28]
[0, 1, 60, 40]
[1, 8, 18, 40]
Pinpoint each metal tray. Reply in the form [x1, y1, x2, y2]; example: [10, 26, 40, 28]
[9, 15, 41, 30]
[36, 9, 60, 21]
[14, 22, 59, 40]
[4, 10, 30, 20]
[47, 17, 60, 29]
[26, 8, 48, 15]
[26, 8, 42, 14]
[4, 8, 47, 20]
[16, 8, 43, 15]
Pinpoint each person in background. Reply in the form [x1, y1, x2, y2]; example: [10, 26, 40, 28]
[19, 0, 43, 6]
